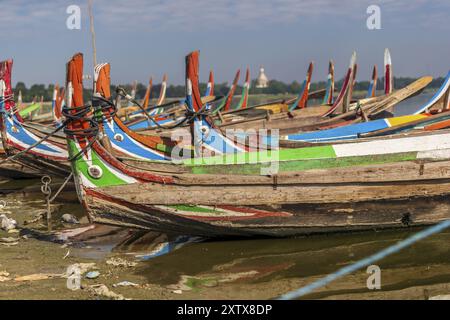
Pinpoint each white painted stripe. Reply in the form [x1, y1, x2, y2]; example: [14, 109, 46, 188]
[101, 157, 138, 184]
[384, 48, 392, 66]
[413, 73, 450, 114]
[333, 132, 450, 158]
[0, 80, 5, 97]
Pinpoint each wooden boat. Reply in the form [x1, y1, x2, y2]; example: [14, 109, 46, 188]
[141, 51, 427, 137]
[125, 94, 220, 131]
[0, 58, 250, 178]
[0, 59, 70, 178]
[125, 67, 253, 132]
[117, 74, 168, 119]
[93, 61, 257, 160]
[64, 52, 450, 237]
[0, 50, 436, 182]
[89, 55, 441, 158]
[366, 65, 377, 98]
[29, 85, 65, 126]
[284, 71, 450, 142]
[322, 60, 334, 105]
[214, 49, 392, 130]
[210, 53, 350, 125]
[0, 146, 39, 179]
[384, 48, 394, 95]
[128, 61, 327, 133]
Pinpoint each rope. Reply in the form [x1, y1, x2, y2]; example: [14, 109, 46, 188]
[277, 219, 450, 300]
[62, 103, 99, 161]
[115, 87, 212, 130]
[49, 172, 74, 203]
[115, 87, 189, 129]
[0, 94, 14, 106]
[0, 118, 68, 166]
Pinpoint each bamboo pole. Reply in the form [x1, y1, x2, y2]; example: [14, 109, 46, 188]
[88, 0, 97, 68]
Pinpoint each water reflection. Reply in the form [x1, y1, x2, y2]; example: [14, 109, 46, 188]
[69, 225, 450, 297]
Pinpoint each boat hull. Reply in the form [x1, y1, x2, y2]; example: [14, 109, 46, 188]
[83, 188, 450, 237]
[0, 155, 40, 179]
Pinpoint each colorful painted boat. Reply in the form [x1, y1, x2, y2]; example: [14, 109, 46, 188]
[119, 74, 168, 119]
[0, 57, 248, 179]
[366, 65, 377, 98]
[0, 59, 70, 178]
[64, 52, 450, 237]
[321, 52, 356, 117]
[91, 61, 249, 161]
[26, 84, 65, 126]
[286, 114, 429, 142]
[130, 61, 326, 134]
[210, 51, 423, 135]
[384, 48, 394, 95]
[322, 60, 334, 105]
[18, 102, 42, 118]
[128, 50, 391, 136]
[285, 71, 450, 142]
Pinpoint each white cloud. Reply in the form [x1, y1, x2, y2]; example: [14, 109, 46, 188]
[0, 0, 448, 33]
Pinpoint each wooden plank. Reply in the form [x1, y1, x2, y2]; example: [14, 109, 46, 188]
[94, 178, 450, 206]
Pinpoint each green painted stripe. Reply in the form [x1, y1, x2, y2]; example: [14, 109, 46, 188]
[233, 86, 249, 110]
[188, 152, 418, 175]
[19, 103, 41, 117]
[156, 143, 170, 153]
[184, 145, 337, 166]
[69, 141, 130, 187]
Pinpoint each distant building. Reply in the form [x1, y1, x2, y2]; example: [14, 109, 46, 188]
[256, 66, 269, 88]
[18, 90, 22, 107]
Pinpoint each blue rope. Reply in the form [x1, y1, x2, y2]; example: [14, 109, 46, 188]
[277, 220, 450, 300]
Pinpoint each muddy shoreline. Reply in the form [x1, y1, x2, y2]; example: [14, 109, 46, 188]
[2, 178, 450, 300]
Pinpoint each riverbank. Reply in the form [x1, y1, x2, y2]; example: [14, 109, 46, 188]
[2, 176, 450, 300]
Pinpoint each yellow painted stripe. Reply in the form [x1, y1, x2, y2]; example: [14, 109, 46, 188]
[387, 114, 428, 127]
[256, 103, 288, 113]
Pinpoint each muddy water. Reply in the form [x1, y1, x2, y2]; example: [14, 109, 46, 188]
[2, 93, 450, 300]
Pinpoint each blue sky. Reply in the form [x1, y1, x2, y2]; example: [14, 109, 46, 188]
[1, 0, 449, 87]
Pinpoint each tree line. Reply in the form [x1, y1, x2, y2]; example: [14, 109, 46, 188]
[13, 76, 445, 103]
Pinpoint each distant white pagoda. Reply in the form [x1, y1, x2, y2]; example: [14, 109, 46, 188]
[18, 90, 23, 107]
[256, 66, 269, 88]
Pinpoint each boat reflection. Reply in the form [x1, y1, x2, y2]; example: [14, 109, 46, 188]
[71, 225, 450, 297]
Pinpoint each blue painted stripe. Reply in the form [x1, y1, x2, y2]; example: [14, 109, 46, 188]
[204, 84, 212, 97]
[193, 116, 244, 154]
[103, 119, 167, 160]
[287, 119, 389, 142]
[366, 81, 375, 98]
[6, 115, 64, 154]
[127, 117, 175, 131]
[413, 71, 450, 114]
[322, 78, 333, 105]
[288, 79, 307, 112]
